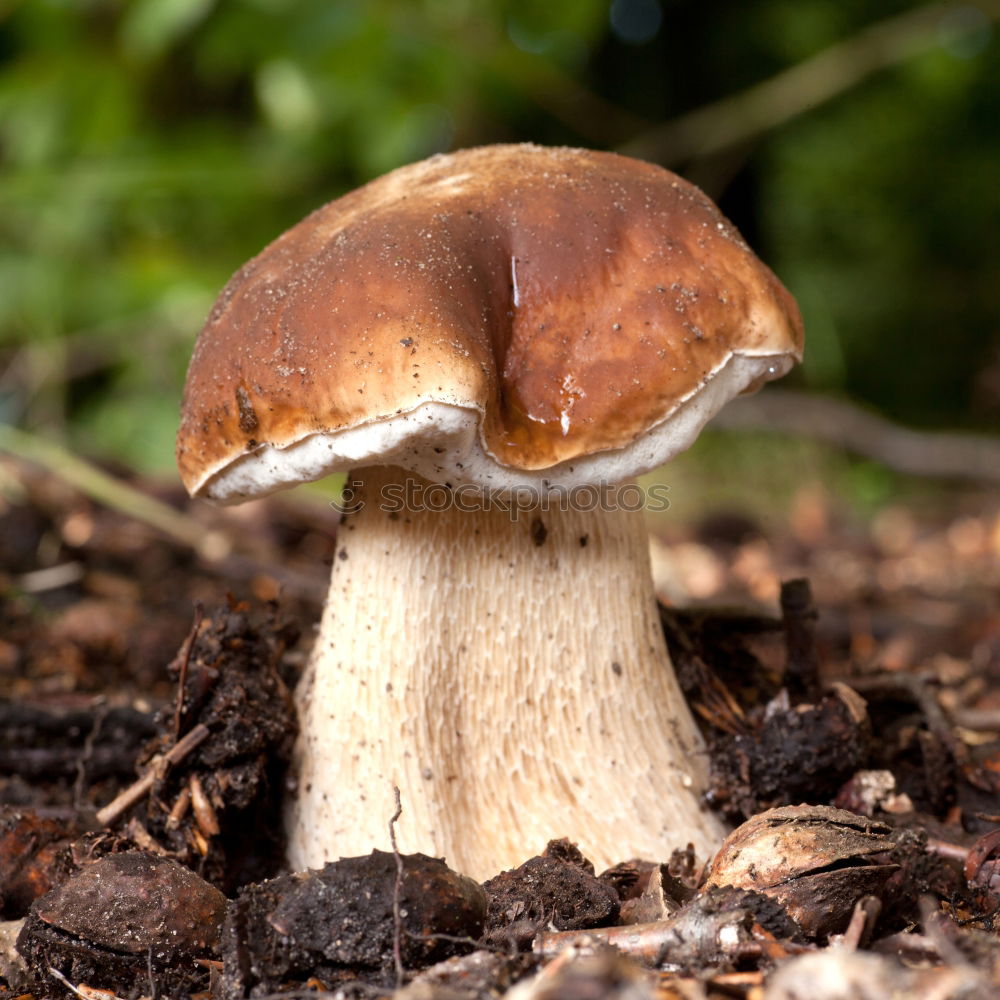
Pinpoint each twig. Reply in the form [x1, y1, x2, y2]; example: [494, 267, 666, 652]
[247, 987, 387, 1000]
[3, 429, 333, 600]
[389, 785, 406, 989]
[709, 389, 1000, 486]
[533, 918, 812, 963]
[919, 897, 975, 970]
[147, 945, 159, 1000]
[845, 671, 965, 763]
[951, 708, 1000, 733]
[15, 562, 85, 594]
[0, 423, 230, 559]
[48, 966, 125, 1000]
[963, 828, 1000, 884]
[535, 923, 671, 961]
[407, 931, 494, 950]
[926, 838, 972, 864]
[0, 702, 153, 781]
[172, 604, 204, 744]
[73, 700, 109, 809]
[621, 1, 1000, 166]
[95, 723, 210, 827]
[839, 896, 881, 952]
[871, 930, 942, 962]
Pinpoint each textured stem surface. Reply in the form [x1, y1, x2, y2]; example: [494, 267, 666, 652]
[286, 466, 726, 879]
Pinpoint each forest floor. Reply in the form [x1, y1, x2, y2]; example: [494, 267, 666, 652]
[1, 449, 998, 1000]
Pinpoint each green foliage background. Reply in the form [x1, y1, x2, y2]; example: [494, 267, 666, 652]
[1, 0, 997, 474]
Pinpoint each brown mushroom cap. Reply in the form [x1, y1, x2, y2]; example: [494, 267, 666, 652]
[177, 143, 802, 502]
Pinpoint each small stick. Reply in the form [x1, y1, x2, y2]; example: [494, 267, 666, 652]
[871, 931, 941, 962]
[840, 896, 881, 951]
[73, 700, 108, 809]
[920, 897, 973, 970]
[963, 828, 1000, 883]
[531, 920, 644, 961]
[47, 966, 124, 1000]
[126, 817, 169, 856]
[534, 919, 811, 964]
[147, 944, 160, 1000]
[534, 921, 702, 962]
[951, 708, 1000, 733]
[95, 723, 210, 827]
[780, 577, 820, 700]
[926, 837, 970, 864]
[389, 785, 406, 989]
[172, 604, 204, 745]
[847, 672, 965, 763]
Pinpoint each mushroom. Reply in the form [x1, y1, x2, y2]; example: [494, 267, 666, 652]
[177, 144, 803, 879]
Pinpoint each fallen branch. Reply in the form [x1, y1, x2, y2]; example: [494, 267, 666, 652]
[621, 1, 1000, 166]
[710, 388, 1000, 485]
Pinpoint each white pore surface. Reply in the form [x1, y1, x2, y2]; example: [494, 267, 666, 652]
[200, 351, 792, 502]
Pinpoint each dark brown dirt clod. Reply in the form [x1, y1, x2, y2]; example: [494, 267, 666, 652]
[541, 838, 594, 874]
[708, 684, 872, 820]
[483, 854, 620, 950]
[600, 856, 695, 921]
[0, 808, 78, 918]
[16, 850, 226, 998]
[222, 850, 487, 997]
[618, 865, 681, 924]
[33, 851, 225, 953]
[598, 858, 654, 901]
[882, 827, 966, 922]
[119, 601, 298, 890]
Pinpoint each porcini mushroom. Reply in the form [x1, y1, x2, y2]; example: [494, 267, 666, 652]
[177, 144, 803, 879]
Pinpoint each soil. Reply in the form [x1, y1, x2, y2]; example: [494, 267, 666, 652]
[1, 453, 999, 999]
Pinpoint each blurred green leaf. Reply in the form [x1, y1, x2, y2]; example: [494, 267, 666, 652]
[0, 0, 996, 481]
[120, 0, 216, 61]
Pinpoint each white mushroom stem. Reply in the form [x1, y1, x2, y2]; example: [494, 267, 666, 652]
[286, 465, 727, 879]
